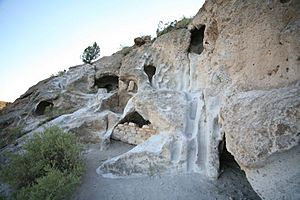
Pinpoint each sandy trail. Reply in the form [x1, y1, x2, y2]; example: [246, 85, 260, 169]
[72, 141, 260, 200]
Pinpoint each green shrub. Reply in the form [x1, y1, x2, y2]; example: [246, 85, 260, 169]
[0, 194, 6, 200]
[25, 126, 84, 173]
[0, 126, 84, 199]
[56, 70, 65, 76]
[0, 127, 23, 149]
[176, 17, 192, 28]
[0, 152, 45, 189]
[50, 70, 66, 78]
[119, 45, 133, 56]
[15, 168, 81, 200]
[156, 16, 192, 37]
[81, 42, 100, 64]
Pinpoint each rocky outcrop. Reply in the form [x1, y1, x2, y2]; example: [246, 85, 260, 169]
[0, 101, 9, 110]
[222, 83, 300, 168]
[133, 35, 151, 47]
[221, 83, 300, 199]
[0, 0, 299, 199]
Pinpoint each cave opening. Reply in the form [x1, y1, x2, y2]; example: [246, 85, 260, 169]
[119, 111, 150, 128]
[95, 75, 119, 92]
[35, 101, 54, 116]
[144, 65, 156, 85]
[112, 111, 156, 145]
[219, 139, 239, 171]
[219, 137, 260, 198]
[188, 25, 205, 54]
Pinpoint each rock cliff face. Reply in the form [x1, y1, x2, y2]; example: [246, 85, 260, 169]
[0, 0, 299, 199]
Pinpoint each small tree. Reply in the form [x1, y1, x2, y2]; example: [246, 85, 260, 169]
[81, 42, 100, 64]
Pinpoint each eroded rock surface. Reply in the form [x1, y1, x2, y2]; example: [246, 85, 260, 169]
[0, 0, 299, 199]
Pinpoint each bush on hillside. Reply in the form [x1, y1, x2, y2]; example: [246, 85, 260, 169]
[51, 70, 66, 78]
[0, 126, 84, 200]
[15, 168, 81, 200]
[119, 45, 134, 56]
[81, 42, 100, 64]
[0, 127, 23, 149]
[156, 16, 192, 37]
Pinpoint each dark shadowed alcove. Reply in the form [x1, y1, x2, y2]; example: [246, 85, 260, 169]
[218, 137, 260, 199]
[95, 75, 119, 92]
[119, 111, 150, 128]
[188, 25, 205, 54]
[144, 65, 156, 85]
[219, 140, 237, 170]
[35, 101, 54, 115]
[219, 137, 248, 177]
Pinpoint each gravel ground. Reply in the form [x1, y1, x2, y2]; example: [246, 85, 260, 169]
[72, 141, 260, 200]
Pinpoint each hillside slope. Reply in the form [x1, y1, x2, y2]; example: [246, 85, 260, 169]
[0, 0, 299, 199]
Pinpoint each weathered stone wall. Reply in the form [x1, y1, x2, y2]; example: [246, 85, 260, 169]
[99, 1, 300, 199]
[112, 123, 157, 145]
[191, 1, 300, 199]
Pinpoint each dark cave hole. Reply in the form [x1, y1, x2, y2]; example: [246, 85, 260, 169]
[218, 137, 261, 199]
[35, 101, 54, 116]
[144, 65, 156, 85]
[119, 111, 150, 128]
[104, 84, 113, 92]
[188, 25, 205, 54]
[219, 137, 242, 171]
[95, 75, 119, 92]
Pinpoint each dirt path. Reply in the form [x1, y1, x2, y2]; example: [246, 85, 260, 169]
[72, 141, 260, 200]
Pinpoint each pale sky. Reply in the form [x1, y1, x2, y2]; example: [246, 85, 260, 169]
[0, 0, 204, 102]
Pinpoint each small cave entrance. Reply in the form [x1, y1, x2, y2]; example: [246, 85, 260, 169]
[95, 75, 119, 92]
[35, 101, 54, 116]
[119, 111, 150, 128]
[219, 139, 239, 170]
[219, 137, 260, 199]
[144, 65, 156, 85]
[188, 25, 205, 54]
[112, 111, 156, 145]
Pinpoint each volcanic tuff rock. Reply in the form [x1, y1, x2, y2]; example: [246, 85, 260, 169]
[0, 0, 299, 199]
